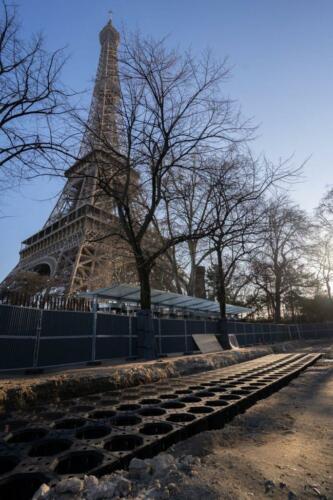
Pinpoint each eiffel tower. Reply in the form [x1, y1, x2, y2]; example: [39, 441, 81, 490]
[3, 18, 136, 294]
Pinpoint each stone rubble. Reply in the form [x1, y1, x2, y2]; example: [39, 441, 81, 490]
[32, 453, 201, 500]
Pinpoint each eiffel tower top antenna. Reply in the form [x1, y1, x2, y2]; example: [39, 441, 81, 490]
[77, 9, 120, 158]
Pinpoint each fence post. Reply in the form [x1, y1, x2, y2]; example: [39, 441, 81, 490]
[158, 318, 162, 355]
[91, 297, 98, 363]
[33, 309, 43, 368]
[136, 310, 156, 359]
[269, 323, 272, 344]
[129, 316, 132, 357]
[297, 323, 302, 339]
[184, 319, 188, 353]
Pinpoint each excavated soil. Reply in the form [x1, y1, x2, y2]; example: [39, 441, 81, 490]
[0, 341, 318, 411]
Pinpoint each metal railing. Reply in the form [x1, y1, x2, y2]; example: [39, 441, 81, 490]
[0, 291, 92, 311]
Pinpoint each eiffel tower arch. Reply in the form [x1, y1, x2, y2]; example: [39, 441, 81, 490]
[2, 18, 137, 294]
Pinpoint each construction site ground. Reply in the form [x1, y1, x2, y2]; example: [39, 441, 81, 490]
[28, 339, 333, 500]
[164, 344, 333, 500]
[0, 339, 330, 411]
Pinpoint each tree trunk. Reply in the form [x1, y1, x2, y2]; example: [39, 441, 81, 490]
[216, 247, 226, 319]
[137, 259, 152, 310]
[187, 240, 197, 296]
[135, 256, 157, 359]
[170, 247, 183, 294]
[215, 247, 231, 350]
[274, 290, 281, 322]
[325, 278, 332, 302]
[274, 270, 282, 323]
[290, 292, 295, 322]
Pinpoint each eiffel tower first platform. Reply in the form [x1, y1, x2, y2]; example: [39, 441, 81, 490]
[2, 18, 136, 294]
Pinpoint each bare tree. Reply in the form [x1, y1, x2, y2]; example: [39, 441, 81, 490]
[311, 190, 333, 300]
[320, 239, 332, 300]
[206, 245, 253, 304]
[0, 1, 75, 184]
[156, 164, 215, 297]
[249, 195, 313, 322]
[316, 187, 333, 231]
[177, 169, 213, 297]
[76, 33, 251, 310]
[205, 155, 301, 324]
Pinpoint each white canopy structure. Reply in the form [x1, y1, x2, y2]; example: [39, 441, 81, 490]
[82, 284, 251, 317]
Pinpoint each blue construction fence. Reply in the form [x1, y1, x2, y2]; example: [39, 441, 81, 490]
[0, 304, 332, 370]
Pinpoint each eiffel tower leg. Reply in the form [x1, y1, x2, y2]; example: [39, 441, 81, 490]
[67, 245, 84, 294]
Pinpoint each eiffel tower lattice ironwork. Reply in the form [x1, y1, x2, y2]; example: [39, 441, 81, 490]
[2, 18, 135, 294]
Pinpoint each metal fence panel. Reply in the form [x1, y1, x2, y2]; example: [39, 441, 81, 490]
[95, 337, 130, 359]
[41, 311, 93, 336]
[37, 338, 92, 366]
[0, 305, 40, 337]
[0, 305, 40, 369]
[1, 303, 333, 371]
[205, 321, 219, 334]
[0, 338, 35, 369]
[97, 314, 130, 336]
[157, 319, 187, 354]
[228, 322, 296, 346]
[160, 336, 186, 354]
[95, 315, 133, 359]
[186, 320, 205, 335]
[236, 334, 247, 347]
[227, 321, 236, 334]
[186, 335, 199, 352]
[160, 319, 185, 336]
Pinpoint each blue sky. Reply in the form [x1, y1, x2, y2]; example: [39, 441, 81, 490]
[1, 0, 332, 280]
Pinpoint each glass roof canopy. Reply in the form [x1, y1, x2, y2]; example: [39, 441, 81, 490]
[82, 284, 251, 316]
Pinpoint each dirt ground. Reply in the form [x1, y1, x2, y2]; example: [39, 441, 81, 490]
[0, 341, 307, 411]
[31, 343, 332, 500]
[165, 345, 333, 499]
